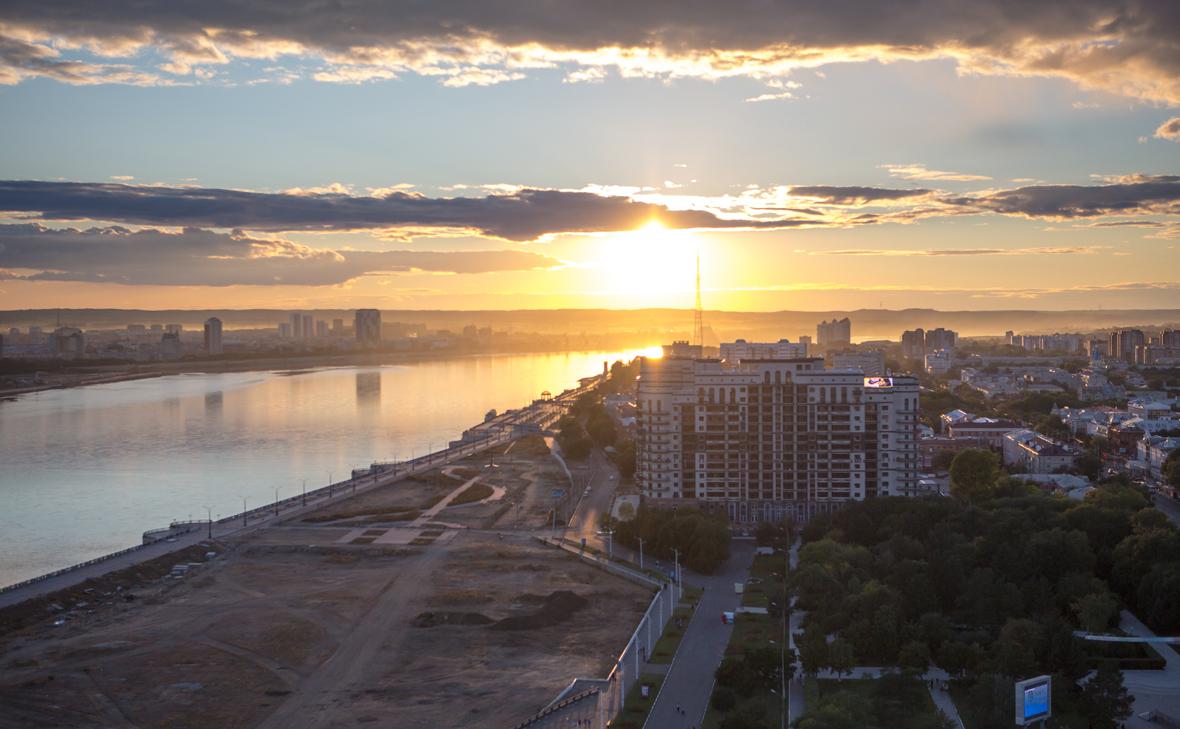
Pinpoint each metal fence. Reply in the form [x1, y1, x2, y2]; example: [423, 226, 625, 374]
[530, 537, 682, 729]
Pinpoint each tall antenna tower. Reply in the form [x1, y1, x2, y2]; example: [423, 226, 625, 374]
[693, 253, 704, 347]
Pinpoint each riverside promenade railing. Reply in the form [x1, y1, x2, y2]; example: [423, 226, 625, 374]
[530, 536, 680, 729]
[0, 373, 605, 601]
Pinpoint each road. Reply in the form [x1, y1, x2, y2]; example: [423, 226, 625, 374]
[1118, 609, 1180, 728]
[647, 541, 755, 729]
[1152, 493, 1180, 530]
[567, 448, 620, 551]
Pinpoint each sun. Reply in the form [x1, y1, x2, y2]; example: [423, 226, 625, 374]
[598, 220, 699, 304]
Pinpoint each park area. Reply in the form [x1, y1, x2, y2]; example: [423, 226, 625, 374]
[0, 439, 651, 729]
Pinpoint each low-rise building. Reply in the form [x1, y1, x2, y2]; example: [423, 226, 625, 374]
[1002, 430, 1078, 473]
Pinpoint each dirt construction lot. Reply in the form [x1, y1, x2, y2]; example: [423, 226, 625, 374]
[0, 450, 650, 729]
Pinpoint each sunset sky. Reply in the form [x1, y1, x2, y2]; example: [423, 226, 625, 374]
[1, 1, 1178, 311]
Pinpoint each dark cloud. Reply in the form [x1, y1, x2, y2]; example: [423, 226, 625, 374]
[0, 181, 795, 241]
[0, 1, 1178, 101]
[0, 224, 560, 286]
[787, 186, 932, 205]
[1156, 117, 1180, 141]
[954, 175, 1180, 219]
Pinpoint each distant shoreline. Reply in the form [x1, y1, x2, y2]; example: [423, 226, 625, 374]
[0, 347, 630, 398]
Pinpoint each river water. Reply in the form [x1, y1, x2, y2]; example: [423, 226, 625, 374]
[0, 350, 642, 587]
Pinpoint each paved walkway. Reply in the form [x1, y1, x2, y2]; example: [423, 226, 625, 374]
[646, 542, 755, 729]
[1119, 609, 1180, 729]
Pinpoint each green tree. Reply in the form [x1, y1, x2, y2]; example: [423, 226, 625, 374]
[1080, 662, 1133, 729]
[827, 638, 855, 677]
[798, 625, 829, 677]
[1072, 592, 1118, 633]
[949, 449, 1000, 502]
[898, 640, 931, 674]
[932, 449, 957, 472]
[1137, 561, 1180, 632]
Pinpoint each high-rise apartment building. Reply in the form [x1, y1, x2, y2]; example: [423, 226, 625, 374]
[816, 317, 852, 346]
[315, 320, 328, 338]
[355, 309, 382, 345]
[901, 327, 957, 358]
[301, 314, 315, 339]
[289, 312, 303, 339]
[636, 354, 919, 523]
[1109, 329, 1145, 363]
[203, 317, 223, 355]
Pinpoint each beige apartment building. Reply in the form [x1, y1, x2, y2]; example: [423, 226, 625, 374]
[636, 356, 920, 524]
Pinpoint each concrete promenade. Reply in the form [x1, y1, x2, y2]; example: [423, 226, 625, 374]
[646, 542, 755, 729]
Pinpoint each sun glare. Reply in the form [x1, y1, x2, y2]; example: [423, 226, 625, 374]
[598, 220, 699, 305]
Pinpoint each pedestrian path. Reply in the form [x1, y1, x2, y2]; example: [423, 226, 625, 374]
[645, 542, 754, 729]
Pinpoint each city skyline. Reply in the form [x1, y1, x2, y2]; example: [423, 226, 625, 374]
[0, 2, 1178, 311]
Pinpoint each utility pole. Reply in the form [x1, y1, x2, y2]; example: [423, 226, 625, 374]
[242, 497, 247, 526]
[328, 472, 333, 497]
[638, 537, 644, 571]
[302, 478, 306, 507]
[673, 548, 681, 599]
[205, 506, 212, 539]
[274, 487, 279, 516]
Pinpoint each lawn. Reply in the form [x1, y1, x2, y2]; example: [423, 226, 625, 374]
[449, 481, 494, 506]
[800, 677, 944, 725]
[612, 673, 663, 729]
[650, 606, 694, 663]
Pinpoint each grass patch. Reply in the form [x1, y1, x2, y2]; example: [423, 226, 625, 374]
[649, 606, 694, 664]
[449, 481, 494, 506]
[612, 673, 663, 729]
[303, 505, 418, 523]
[797, 677, 942, 726]
[727, 613, 774, 656]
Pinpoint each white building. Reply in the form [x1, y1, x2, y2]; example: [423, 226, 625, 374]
[1002, 430, 1078, 473]
[636, 355, 919, 523]
[925, 349, 953, 375]
[829, 350, 886, 376]
[720, 338, 808, 361]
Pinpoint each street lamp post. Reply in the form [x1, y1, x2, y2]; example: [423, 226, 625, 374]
[205, 506, 213, 539]
[638, 537, 644, 571]
[328, 472, 333, 497]
[672, 548, 681, 599]
[274, 486, 279, 516]
[242, 497, 248, 526]
[302, 478, 307, 507]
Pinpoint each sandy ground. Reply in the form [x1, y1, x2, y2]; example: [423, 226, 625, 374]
[0, 442, 648, 729]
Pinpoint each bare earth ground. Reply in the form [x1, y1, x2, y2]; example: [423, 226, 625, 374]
[0, 441, 648, 729]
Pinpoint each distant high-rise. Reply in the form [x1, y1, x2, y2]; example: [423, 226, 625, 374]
[901, 328, 926, 359]
[278, 322, 292, 339]
[203, 317, 223, 355]
[160, 331, 182, 360]
[332, 318, 345, 335]
[1109, 329, 1145, 363]
[315, 320, 328, 338]
[301, 314, 314, 339]
[355, 309, 381, 346]
[816, 317, 851, 346]
[289, 312, 303, 339]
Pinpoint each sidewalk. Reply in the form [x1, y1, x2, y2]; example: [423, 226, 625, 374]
[645, 542, 754, 729]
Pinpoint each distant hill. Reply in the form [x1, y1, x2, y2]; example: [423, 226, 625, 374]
[2, 308, 1178, 341]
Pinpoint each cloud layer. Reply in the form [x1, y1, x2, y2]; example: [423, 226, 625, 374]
[1, 1, 1179, 101]
[3, 177, 1179, 247]
[0, 181, 792, 241]
[0, 224, 560, 285]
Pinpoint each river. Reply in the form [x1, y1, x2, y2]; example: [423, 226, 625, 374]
[0, 350, 646, 587]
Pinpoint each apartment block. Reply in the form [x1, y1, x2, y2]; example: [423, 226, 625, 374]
[636, 355, 919, 524]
